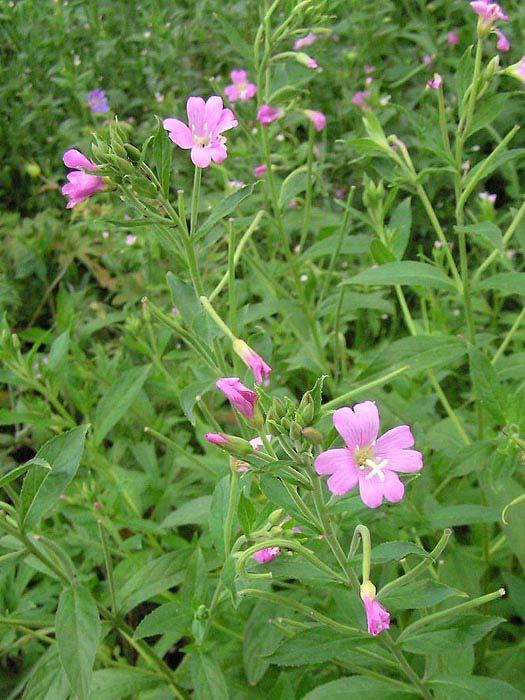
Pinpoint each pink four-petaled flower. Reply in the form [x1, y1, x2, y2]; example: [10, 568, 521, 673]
[314, 401, 423, 508]
[163, 96, 238, 168]
[224, 69, 257, 102]
[61, 149, 105, 209]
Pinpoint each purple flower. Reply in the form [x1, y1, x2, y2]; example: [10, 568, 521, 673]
[314, 401, 423, 508]
[447, 30, 460, 45]
[426, 73, 443, 89]
[224, 69, 257, 102]
[352, 90, 371, 110]
[216, 378, 258, 419]
[294, 32, 316, 50]
[253, 163, 268, 177]
[257, 104, 284, 125]
[304, 109, 326, 131]
[360, 582, 390, 635]
[86, 89, 110, 113]
[205, 432, 228, 445]
[232, 339, 271, 384]
[61, 149, 105, 209]
[163, 95, 238, 168]
[253, 547, 280, 564]
[470, 0, 509, 28]
[495, 28, 510, 51]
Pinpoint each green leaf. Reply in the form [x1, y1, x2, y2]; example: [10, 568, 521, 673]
[22, 426, 88, 527]
[469, 348, 507, 422]
[162, 496, 212, 528]
[237, 490, 256, 536]
[0, 457, 49, 490]
[93, 365, 151, 445]
[18, 460, 52, 527]
[196, 183, 256, 240]
[278, 167, 308, 208]
[23, 646, 70, 700]
[428, 675, 525, 700]
[180, 379, 213, 426]
[401, 615, 503, 655]
[371, 238, 396, 264]
[133, 601, 192, 640]
[381, 579, 465, 610]
[47, 331, 70, 374]
[209, 475, 235, 558]
[464, 149, 525, 191]
[190, 652, 230, 700]
[301, 234, 371, 259]
[371, 540, 430, 564]
[389, 197, 412, 259]
[456, 47, 474, 108]
[428, 505, 500, 528]
[268, 626, 367, 666]
[476, 272, 525, 297]
[303, 676, 417, 699]
[56, 585, 100, 700]
[152, 117, 172, 196]
[90, 668, 164, 699]
[467, 94, 507, 138]
[345, 261, 457, 292]
[117, 550, 188, 613]
[455, 222, 503, 251]
[166, 272, 202, 322]
[243, 599, 284, 684]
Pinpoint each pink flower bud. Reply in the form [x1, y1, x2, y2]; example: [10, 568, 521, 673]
[360, 582, 390, 635]
[232, 339, 271, 384]
[253, 546, 280, 564]
[257, 104, 284, 125]
[216, 377, 258, 419]
[61, 149, 105, 209]
[495, 28, 510, 51]
[253, 163, 268, 177]
[304, 109, 327, 131]
[426, 73, 443, 89]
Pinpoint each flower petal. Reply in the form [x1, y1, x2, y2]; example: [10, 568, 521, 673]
[380, 448, 423, 473]
[209, 142, 228, 164]
[204, 95, 224, 131]
[376, 425, 414, 452]
[326, 466, 359, 495]
[314, 448, 355, 475]
[190, 146, 212, 168]
[333, 402, 379, 449]
[63, 149, 94, 170]
[382, 471, 405, 503]
[163, 118, 193, 148]
[224, 85, 239, 102]
[187, 96, 206, 134]
[231, 69, 247, 84]
[358, 475, 384, 508]
[216, 107, 238, 133]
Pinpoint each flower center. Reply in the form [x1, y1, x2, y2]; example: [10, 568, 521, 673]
[354, 444, 388, 482]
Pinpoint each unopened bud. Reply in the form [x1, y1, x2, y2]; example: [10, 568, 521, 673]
[298, 392, 315, 425]
[301, 427, 323, 444]
[289, 420, 303, 441]
[268, 508, 284, 525]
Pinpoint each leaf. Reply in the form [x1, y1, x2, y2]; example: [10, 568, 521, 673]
[381, 579, 465, 610]
[152, 117, 172, 196]
[389, 197, 412, 259]
[278, 167, 308, 208]
[133, 601, 192, 640]
[0, 457, 49, 490]
[455, 222, 503, 251]
[469, 348, 507, 422]
[90, 668, 164, 700]
[209, 475, 235, 558]
[467, 94, 507, 138]
[117, 550, 188, 613]
[196, 183, 255, 240]
[464, 149, 525, 191]
[47, 331, 70, 374]
[456, 47, 474, 108]
[371, 238, 396, 264]
[428, 675, 525, 699]
[56, 585, 100, 700]
[476, 272, 525, 297]
[428, 505, 500, 528]
[23, 426, 88, 527]
[301, 234, 371, 259]
[268, 627, 367, 666]
[345, 261, 457, 292]
[243, 599, 284, 684]
[93, 365, 151, 445]
[303, 676, 417, 699]
[401, 615, 503, 655]
[18, 460, 52, 527]
[166, 271, 202, 322]
[371, 541, 430, 564]
[162, 496, 212, 528]
[23, 646, 70, 700]
[190, 652, 230, 700]
[180, 379, 213, 426]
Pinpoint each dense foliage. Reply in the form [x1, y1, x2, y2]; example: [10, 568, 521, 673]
[1, 1, 525, 698]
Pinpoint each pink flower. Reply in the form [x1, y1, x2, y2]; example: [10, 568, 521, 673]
[216, 377, 258, 419]
[253, 547, 280, 564]
[86, 88, 109, 113]
[479, 191, 497, 203]
[423, 53, 434, 66]
[352, 90, 371, 110]
[257, 104, 284, 125]
[306, 57, 318, 69]
[304, 109, 326, 131]
[232, 339, 271, 384]
[61, 149, 105, 209]
[125, 234, 137, 246]
[447, 30, 460, 45]
[495, 28, 510, 51]
[253, 163, 268, 177]
[360, 582, 390, 635]
[314, 401, 423, 508]
[224, 69, 257, 102]
[205, 432, 228, 445]
[426, 73, 443, 89]
[470, 0, 509, 27]
[294, 32, 316, 50]
[163, 95, 238, 168]
[508, 56, 525, 84]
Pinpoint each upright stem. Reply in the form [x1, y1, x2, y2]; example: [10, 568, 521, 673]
[382, 633, 434, 700]
[299, 121, 316, 249]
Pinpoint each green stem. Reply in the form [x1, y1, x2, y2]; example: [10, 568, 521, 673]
[382, 633, 433, 700]
[190, 166, 202, 235]
[223, 470, 238, 556]
[352, 524, 371, 583]
[322, 366, 410, 412]
[492, 306, 525, 364]
[299, 121, 315, 249]
[474, 196, 525, 281]
[97, 519, 118, 616]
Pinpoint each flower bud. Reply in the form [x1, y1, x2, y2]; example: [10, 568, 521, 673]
[301, 427, 324, 444]
[204, 432, 253, 457]
[268, 508, 284, 525]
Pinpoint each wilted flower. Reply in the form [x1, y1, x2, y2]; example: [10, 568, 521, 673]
[61, 149, 105, 209]
[257, 104, 284, 125]
[163, 95, 238, 168]
[253, 547, 280, 564]
[426, 73, 443, 89]
[495, 28, 510, 51]
[216, 378, 258, 420]
[86, 88, 110, 113]
[304, 109, 326, 131]
[253, 163, 268, 177]
[294, 32, 316, 50]
[232, 338, 271, 384]
[360, 581, 390, 635]
[314, 401, 423, 507]
[447, 30, 460, 45]
[224, 69, 257, 102]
